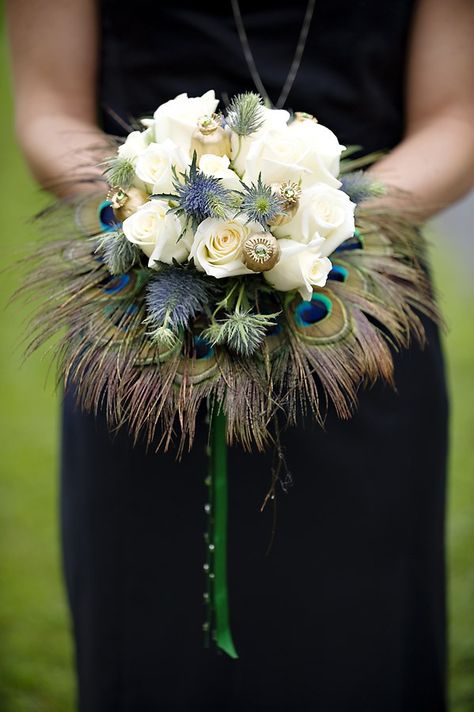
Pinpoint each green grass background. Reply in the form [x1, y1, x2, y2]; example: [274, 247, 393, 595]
[0, 14, 473, 712]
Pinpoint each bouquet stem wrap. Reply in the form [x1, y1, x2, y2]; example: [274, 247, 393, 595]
[207, 408, 238, 659]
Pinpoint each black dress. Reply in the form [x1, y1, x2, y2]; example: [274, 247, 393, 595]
[60, 1, 449, 710]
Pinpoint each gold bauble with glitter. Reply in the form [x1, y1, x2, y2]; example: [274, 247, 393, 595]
[109, 187, 148, 221]
[242, 232, 281, 272]
[267, 181, 302, 227]
[191, 114, 231, 162]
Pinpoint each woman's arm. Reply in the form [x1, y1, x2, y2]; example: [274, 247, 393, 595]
[5, 0, 108, 196]
[370, 0, 474, 219]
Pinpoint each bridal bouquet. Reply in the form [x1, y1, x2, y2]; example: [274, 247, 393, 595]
[18, 90, 438, 657]
[23, 90, 436, 452]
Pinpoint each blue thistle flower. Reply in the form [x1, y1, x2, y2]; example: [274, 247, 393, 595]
[203, 308, 279, 357]
[237, 174, 285, 227]
[340, 170, 386, 204]
[145, 264, 216, 332]
[154, 154, 234, 230]
[97, 230, 142, 275]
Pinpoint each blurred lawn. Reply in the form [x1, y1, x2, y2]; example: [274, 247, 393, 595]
[0, 16, 473, 712]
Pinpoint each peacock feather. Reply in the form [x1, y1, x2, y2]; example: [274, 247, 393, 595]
[14, 177, 442, 455]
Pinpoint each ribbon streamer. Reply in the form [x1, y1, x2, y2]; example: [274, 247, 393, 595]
[206, 408, 239, 659]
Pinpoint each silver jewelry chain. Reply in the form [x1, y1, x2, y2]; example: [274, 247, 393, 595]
[230, 0, 316, 109]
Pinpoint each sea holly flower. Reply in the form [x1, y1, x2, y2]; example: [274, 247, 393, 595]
[198, 154, 242, 192]
[225, 92, 265, 137]
[203, 307, 279, 357]
[236, 174, 286, 227]
[96, 230, 142, 275]
[229, 105, 290, 176]
[145, 265, 217, 331]
[155, 153, 235, 231]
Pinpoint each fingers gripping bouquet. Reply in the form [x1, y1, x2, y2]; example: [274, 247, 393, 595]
[19, 90, 440, 658]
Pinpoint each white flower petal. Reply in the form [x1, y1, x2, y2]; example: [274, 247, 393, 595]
[190, 216, 260, 278]
[263, 238, 331, 300]
[153, 90, 220, 154]
[274, 183, 356, 254]
[122, 200, 190, 265]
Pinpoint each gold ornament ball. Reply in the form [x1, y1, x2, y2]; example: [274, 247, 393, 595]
[242, 232, 281, 272]
[112, 187, 148, 221]
[191, 114, 231, 162]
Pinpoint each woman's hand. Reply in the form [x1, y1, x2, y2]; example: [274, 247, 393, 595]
[368, 0, 474, 220]
[6, 0, 108, 197]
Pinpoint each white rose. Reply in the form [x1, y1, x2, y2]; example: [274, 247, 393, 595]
[122, 200, 191, 266]
[243, 121, 343, 189]
[134, 140, 188, 194]
[274, 183, 355, 256]
[117, 128, 154, 162]
[153, 90, 219, 154]
[263, 238, 331, 301]
[198, 154, 242, 192]
[190, 216, 261, 278]
[230, 105, 290, 176]
[287, 119, 345, 183]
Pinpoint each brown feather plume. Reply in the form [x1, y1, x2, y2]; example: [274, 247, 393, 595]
[13, 193, 442, 454]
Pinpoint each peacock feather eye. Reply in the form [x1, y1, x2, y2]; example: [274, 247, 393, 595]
[174, 333, 219, 385]
[103, 273, 131, 295]
[295, 294, 332, 327]
[103, 302, 140, 332]
[98, 270, 146, 300]
[335, 228, 364, 252]
[98, 200, 119, 232]
[328, 264, 349, 283]
[192, 335, 215, 360]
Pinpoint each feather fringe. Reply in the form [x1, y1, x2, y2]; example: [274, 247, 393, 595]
[14, 196, 442, 454]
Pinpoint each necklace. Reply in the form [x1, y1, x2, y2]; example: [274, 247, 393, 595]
[231, 0, 316, 109]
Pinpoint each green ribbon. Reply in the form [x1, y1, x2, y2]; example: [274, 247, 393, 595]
[209, 408, 239, 659]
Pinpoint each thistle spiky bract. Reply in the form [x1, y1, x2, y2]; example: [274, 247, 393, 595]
[153, 153, 234, 231]
[226, 92, 264, 136]
[340, 170, 387, 204]
[147, 324, 180, 349]
[236, 174, 286, 227]
[97, 230, 142, 275]
[145, 264, 217, 332]
[101, 155, 136, 190]
[203, 308, 279, 357]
